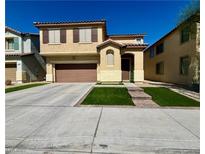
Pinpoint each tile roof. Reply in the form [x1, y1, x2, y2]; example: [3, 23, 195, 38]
[6, 26, 39, 36]
[144, 12, 199, 52]
[108, 34, 145, 38]
[122, 43, 148, 48]
[5, 26, 21, 35]
[97, 39, 148, 49]
[97, 39, 124, 49]
[34, 19, 106, 27]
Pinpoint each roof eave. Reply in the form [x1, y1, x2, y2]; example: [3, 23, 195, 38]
[34, 21, 106, 28]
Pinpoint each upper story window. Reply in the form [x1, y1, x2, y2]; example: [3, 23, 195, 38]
[106, 50, 114, 65]
[149, 47, 154, 58]
[5, 38, 14, 50]
[43, 29, 66, 44]
[79, 28, 91, 43]
[136, 38, 143, 44]
[156, 43, 164, 55]
[5, 37, 19, 50]
[181, 26, 190, 44]
[49, 29, 60, 43]
[73, 27, 98, 43]
[156, 61, 164, 75]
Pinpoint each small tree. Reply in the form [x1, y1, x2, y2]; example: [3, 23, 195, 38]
[178, 0, 200, 87]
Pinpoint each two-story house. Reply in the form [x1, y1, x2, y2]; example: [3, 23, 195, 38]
[144, 17, 200, 86]
[5, 26, 46, 83]
[34, 20, 148, 83]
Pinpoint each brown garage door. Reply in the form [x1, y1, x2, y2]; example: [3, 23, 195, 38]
[55, 64, 97, 82]
[5, 63, 16, 82]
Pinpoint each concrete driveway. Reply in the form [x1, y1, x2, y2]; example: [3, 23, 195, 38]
[6, 83, 94, 107]
[6, 83, 199, 154]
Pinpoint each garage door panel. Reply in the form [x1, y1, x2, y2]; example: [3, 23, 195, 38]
[55, 64, 97, 82]
[5, 64, 16, 82]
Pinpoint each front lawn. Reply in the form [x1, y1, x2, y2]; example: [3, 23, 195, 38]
[143, 87, 200, 107]
[6, 83, 49, 93]
[82, 87, 134, 106]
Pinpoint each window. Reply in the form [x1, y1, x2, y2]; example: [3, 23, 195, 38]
[149, 48, 154, 58]
[156, 62, 164, 75]
[79, 28, 91, 42]
[181, 27, 190, 43]
[180, 56, 189, 75]
[5, 38, 14, 50]
[156, 43, 164, 55]
[106, 50, 114, 65]
[49, 29, 60, 43]
[136, 38, 143, 44]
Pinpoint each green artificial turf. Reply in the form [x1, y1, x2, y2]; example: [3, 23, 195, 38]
[6, 83, 49, 93]
[143, 87, 199, 107]
[82, 87, 134, 106]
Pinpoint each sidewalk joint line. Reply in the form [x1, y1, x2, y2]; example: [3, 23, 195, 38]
[161, 110, 199, 139]
[91, 107, 103, 153]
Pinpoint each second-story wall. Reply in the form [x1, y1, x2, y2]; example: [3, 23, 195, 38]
[144, 23, 198, 85]
[5, 29, 40, 54]
[5, 31, 23, 53]
[40, 26, 104, 54]
[23, 35, 40, 53]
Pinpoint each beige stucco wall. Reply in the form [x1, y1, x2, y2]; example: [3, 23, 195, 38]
[45, 48, 145, 83]
[144, 25, 198, 85]
[45, 55, 100, 82]
[39, 25, 145, 83]
[40, 26, 104, 55]
[98, 45, 122, 82]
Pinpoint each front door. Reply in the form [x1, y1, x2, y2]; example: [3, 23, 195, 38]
[121, 59, 130, 81]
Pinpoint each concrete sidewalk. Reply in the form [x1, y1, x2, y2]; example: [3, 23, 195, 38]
[6, 106, 199, 154]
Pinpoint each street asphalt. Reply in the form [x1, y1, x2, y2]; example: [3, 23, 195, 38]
[5, 83, 200, 154]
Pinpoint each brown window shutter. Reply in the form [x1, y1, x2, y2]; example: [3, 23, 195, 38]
[43, 29, 49, 44]
[91, 28, 98, 42]
[73, 28, 79, 43]
[60, 29, 66, 43]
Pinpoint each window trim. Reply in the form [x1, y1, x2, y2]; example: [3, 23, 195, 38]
[48, 28, 61, 44]
[5, 37, 15, 51]
[149, 47, 155, 58]
[180, 26, 190, 44]
[179, 55, 189, 76]
[106, 50, 114, 66]
[156, 61, 164, 75]
[79, 27, 92, 43]
[156, 42, 164, 55]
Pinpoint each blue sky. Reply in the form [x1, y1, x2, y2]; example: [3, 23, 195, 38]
[6, 0, 194, 45]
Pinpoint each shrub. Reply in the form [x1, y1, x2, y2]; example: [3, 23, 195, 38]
[5, 80, 12, 85]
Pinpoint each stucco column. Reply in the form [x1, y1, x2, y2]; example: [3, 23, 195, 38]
[16, 60, 26, 83]
[134, 51, 144, 82]
[97, 62, 101, 82]
[46, 63, 54, 82]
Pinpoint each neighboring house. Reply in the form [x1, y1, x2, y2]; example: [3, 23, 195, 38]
[5, 26, 46, 83]
[34, 20, 148, 83]
[144, 19, 200, 86]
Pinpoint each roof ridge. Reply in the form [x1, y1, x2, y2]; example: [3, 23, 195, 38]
[34, 19, 106, 25]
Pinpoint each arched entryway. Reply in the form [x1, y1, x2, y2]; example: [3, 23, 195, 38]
[121, 53, 134, 82]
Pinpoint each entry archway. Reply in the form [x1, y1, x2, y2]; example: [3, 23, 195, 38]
[121, 53, 134, 82]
